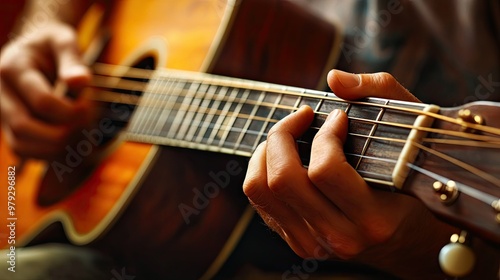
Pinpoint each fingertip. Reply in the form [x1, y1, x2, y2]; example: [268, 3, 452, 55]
[325, 108, 341, 122]
[326, 108, 348, 125]
[60, 64, 91, 86]
[321, 109, 348, 143]
[296, 104, 314, 117]
[336, 70, 361, 88]
[327, 70, 364, 100]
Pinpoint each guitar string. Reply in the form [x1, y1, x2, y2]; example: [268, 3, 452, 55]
[91, 63, 500, 136]
[119, 93, 500, 188]
[86, 80, 498, 185]
[86, 87, 500, 146]
[78, 65, 500, 225]
[88, 74, 500, 142]
[412, 141, 500, 187]
[85, 70, 500, 187]
[300, 131, 499, 187]
[346, 153, 499, 205]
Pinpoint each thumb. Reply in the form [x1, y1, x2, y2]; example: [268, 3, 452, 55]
[49, 27, 92, 124]
[327, 70, 420, 103]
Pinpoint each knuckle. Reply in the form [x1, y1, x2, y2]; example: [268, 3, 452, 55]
[374, 72, 397, 89]
[267, 167, 292, 197]
[317, 231, 367, 260]
[308, 154, 346, 188]
[242, 177, 263, 202]
[308, 159, 331, 187]
[266, 124, 282, 141]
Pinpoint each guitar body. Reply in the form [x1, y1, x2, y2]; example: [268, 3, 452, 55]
[0, 0, 339, 278]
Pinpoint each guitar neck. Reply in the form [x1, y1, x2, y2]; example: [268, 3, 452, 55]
[112, 69, 431, 188]
[89, 66, 500, 244]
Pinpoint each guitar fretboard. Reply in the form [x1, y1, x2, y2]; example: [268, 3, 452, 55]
[110, 70, 429, 187]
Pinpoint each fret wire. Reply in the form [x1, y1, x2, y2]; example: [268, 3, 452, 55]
[99, 74, 427, 114]
[354, 100, 390, 170]
[138, 73, 171, 135]
[205, 86, 231, 146]
[292, 88, 304, 112]
[93, 65, 425, 113]
[217, 88, 250, 149]
[132, 93, 456, 144]
[252, 92, 284, 151]
[126, 77, 148, 133]
[165, 80, 197, 139]
[92, 65, 498, 187]
[96, 77, 496, 192]
[126, 86, 144, 133]
[109, 75, 488, 137]
[314, 95, 325, 112]
[345, 103, 352, 114]
[171, 81, 202, 139]
[228, 89, 252, 152]
[151, 76, 180, 135]
[133, 98, 425, 141]
[100, 65, 500, 136]
[134, 73, 164, 135]
[195, 81, 224, 142]
[117, 81, 436, 142]
[108, 77, 496, 148]
[233, 88, 267, 152]
[182, 117, 266, 140]
[125, 126, 500, 191]
[194, 83, 223, 144]
[126, 85, 408, 129]
[138, 118, 416, 153]
[184, 83, 211, 142]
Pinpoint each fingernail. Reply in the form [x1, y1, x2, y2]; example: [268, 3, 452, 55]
[293, 105, 309, 114]
[335, 70, 360, 88]
[63, 65, 90, 79]
[74, 65, 90, 75]
[326, 109, 341, 121]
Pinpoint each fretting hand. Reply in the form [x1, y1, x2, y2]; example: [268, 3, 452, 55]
[243, 70, 459, 279]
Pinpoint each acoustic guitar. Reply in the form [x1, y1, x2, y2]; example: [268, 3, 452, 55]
[1, 0, 499, 279]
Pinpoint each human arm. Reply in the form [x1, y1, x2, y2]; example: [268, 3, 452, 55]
[242, 70, 499, 279]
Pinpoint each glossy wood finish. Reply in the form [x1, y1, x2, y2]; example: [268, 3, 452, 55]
[0, 0, 338, 278]
[209, 0, 340, 89]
